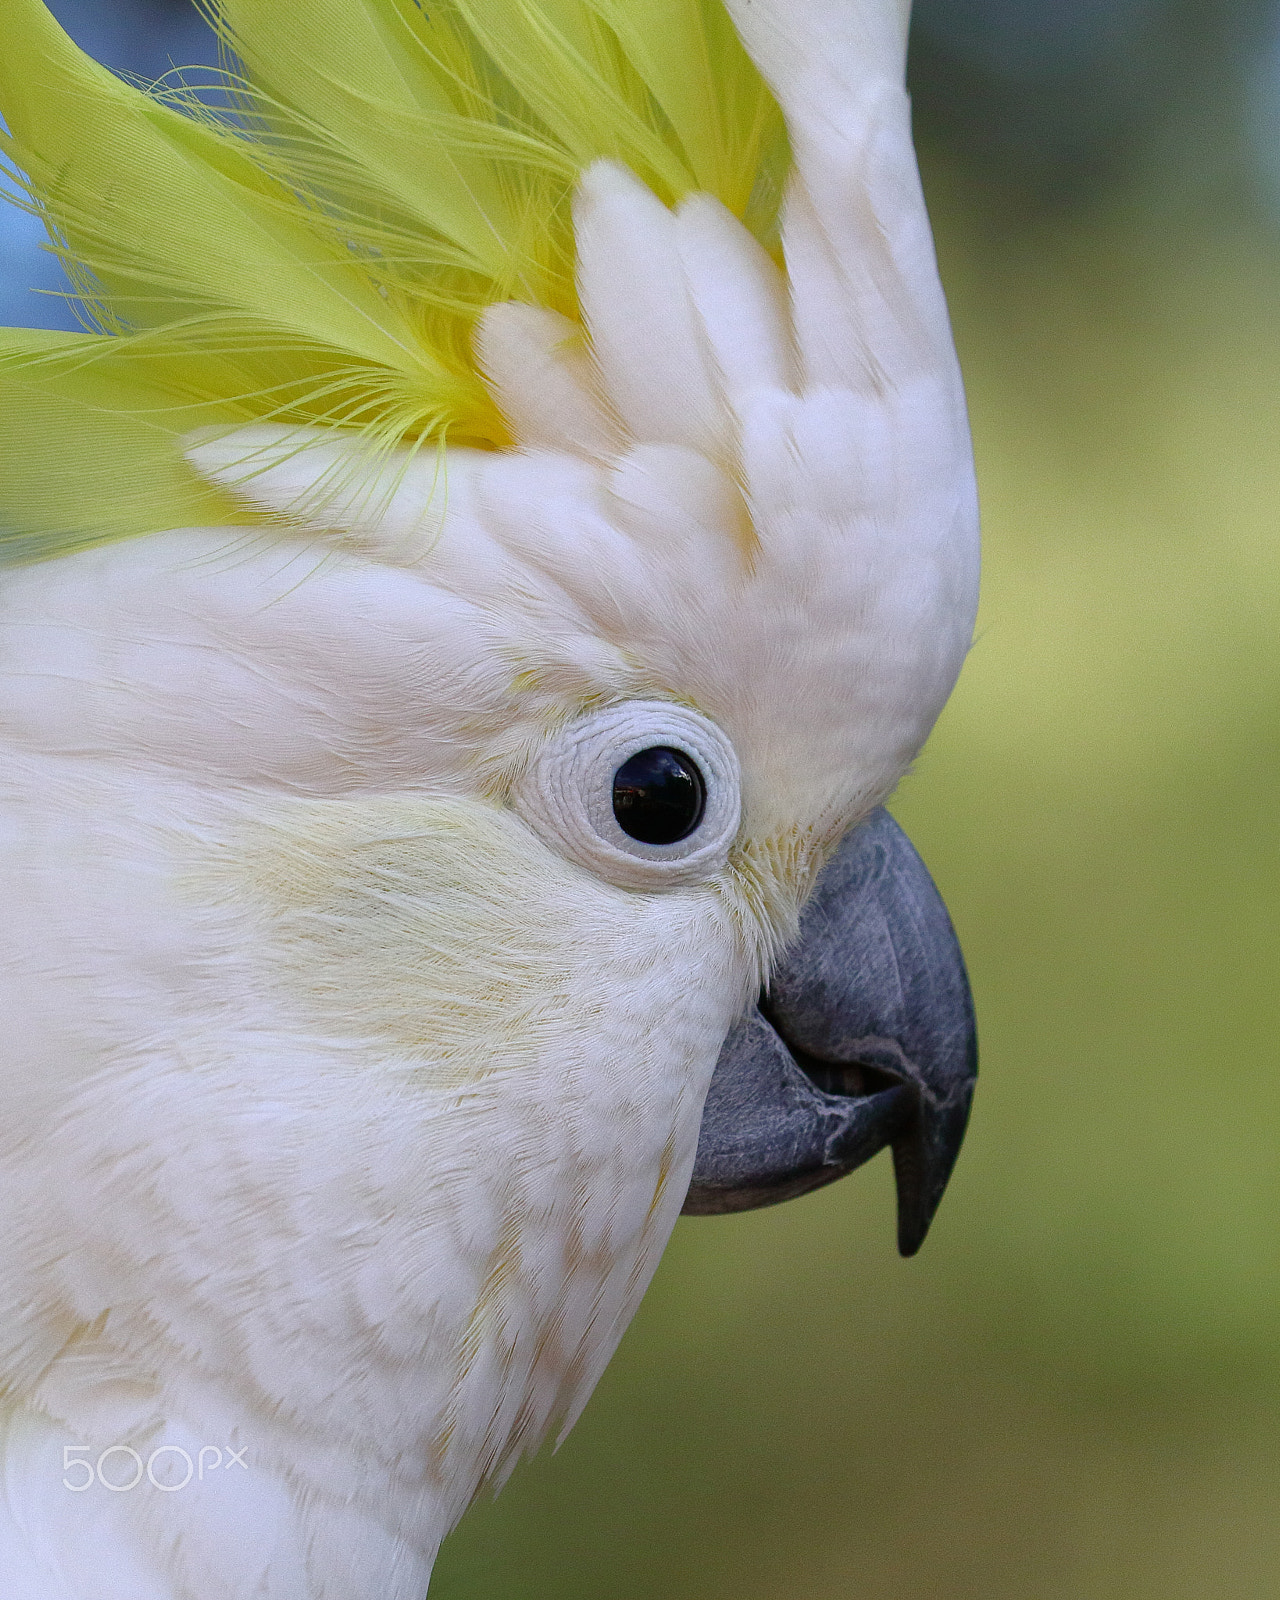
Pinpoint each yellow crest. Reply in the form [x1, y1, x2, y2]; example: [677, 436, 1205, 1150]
[0, 0, 785, 560]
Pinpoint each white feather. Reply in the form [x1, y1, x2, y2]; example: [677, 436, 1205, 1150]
[475, 303, 621, 459]
[674, 192, 798, 404]
[572, 161, 728, 457]
[0, 625, 758, 1591]
[723, 0, 953, 392]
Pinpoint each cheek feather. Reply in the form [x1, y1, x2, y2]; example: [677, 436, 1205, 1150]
[192, 799, 601, 1081]
[189, 794, 755, 1082]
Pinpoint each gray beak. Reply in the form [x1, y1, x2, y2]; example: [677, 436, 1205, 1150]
[682, 809, 977, 1256]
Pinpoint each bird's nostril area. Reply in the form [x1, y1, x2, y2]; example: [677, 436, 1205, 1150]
[787, 1046, 904, 1101]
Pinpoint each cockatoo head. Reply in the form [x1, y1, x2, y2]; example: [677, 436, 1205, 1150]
[180, 127, 979, 1240]
[0, 0, 977, 1593]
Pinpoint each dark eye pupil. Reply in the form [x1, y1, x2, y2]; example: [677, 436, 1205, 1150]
[612, 747, 706, 845]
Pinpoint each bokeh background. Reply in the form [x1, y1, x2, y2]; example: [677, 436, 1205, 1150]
[5, 2, 1280, 1594]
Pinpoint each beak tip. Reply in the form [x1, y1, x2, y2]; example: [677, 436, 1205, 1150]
[891, 1078, 976, 1258]
[893, 1177, 932, 1259]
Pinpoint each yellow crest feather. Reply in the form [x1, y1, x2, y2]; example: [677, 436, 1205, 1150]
[0, 0, 786, 562]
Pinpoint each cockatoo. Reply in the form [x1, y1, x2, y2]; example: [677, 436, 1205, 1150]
[0, 0, 979, 1593]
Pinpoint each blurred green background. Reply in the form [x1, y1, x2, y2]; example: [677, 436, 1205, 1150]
[6, 2, 1280, 1594]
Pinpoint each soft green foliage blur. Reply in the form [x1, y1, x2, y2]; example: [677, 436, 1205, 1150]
[432, 125, 1280, 1600]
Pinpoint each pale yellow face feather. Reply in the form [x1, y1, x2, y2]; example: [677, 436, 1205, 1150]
[190, 795, 776, 1087]
[198, 799, 594, 1084]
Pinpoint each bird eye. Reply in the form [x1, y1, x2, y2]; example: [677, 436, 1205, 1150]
[514, 702, 740, 890]
[612, 747, 706, 844]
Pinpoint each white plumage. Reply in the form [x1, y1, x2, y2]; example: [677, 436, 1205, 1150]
[0, 0, 978, 1592]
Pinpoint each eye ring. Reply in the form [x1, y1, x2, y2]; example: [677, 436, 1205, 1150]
[514, 702, 741, 890]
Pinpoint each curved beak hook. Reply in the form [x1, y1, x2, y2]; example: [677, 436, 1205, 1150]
[682, 809, 977, 1256]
